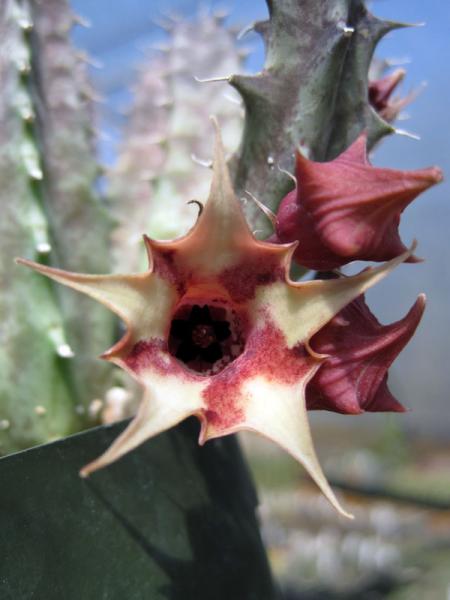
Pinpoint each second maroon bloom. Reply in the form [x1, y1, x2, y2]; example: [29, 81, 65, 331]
[275, 134, 442, 270]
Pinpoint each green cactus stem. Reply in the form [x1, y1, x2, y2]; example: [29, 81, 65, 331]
[0, 0, 114, 453]
[28, 0, 115, 408]
[0, 0, 80, 453]
[229, 0, 407, 236]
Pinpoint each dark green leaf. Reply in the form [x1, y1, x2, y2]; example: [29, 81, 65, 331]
[0, 420, 278, 600]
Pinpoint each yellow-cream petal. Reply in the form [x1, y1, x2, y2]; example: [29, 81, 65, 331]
[16, 259, 177, 341]
[150, 119, 272, 276]
[80, 381, 204, 477]
[255, 246, 414, 349]
[241, 376, 353, 519]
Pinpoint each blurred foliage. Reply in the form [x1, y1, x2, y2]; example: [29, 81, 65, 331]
[243, 424, 450, 597]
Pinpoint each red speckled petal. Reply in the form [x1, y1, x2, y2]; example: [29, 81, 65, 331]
[197, 316, 352, 518]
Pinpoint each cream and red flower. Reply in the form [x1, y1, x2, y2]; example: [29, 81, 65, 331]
[274, 134, 442, 270]
[19, 125, 420, 518]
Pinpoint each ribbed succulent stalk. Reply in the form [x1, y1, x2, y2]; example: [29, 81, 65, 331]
[229, 0, 405, 236]
[0, 0, 114, 454]
[0, 0, 78, 453]
[109, 11, 245, 272]
[28, 0, 115, 407]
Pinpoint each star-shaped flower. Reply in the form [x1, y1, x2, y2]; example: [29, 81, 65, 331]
[274, 134, 442, 270]
[18, 123, 413, 517]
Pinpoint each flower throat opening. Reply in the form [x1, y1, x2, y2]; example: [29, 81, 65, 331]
[168, 303, 245, 375]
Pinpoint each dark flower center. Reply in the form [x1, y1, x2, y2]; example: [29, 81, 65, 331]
[168, 303, 244, 375]
[191, 324, 216, 348]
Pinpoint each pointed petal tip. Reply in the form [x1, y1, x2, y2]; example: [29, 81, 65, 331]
[79, 458, 99, 478]
[406, 292, 426, 325]
[425, 166, 444, 184]
[405, 166, 443, 192]
[329, 241, 417, 310]
[417, 292, 427, 308]
[400, 239, 417, 260]
[406, 253, 424, 264]
[142, 234, 154, 269]
[322, 491, 354, 520]
[409, 239, 418, 255]
[341, 507, 355, 520]
[370, 386, 407, 413]
[197, 414, 208, 446]
[209, 115, 230, 181]
[380, 291, 425, 357]
[15, 256, 38, 268]
[16, 256, 62, 278]
[368, 239, 417, 276]
[393, 67, 407, 80]
[209, 114, 221, 138]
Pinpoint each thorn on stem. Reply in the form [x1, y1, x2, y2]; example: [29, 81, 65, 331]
[36, 242, 51, 254]
[337, 21, 354, 37]
[277, 165, 297, 187]
[395, 128, 421, 141]
[191, 154, 213, 168]
[237, 22, 256, 40]
[194, 75, 231, 84]
[245, 190, 276, 226]
[57, 343, 75, 358]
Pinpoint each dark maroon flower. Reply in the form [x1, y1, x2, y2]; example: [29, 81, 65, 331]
[306, 292, 425, 414]
[369, 68, 409, 122]
[275, 134, 442, 270]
